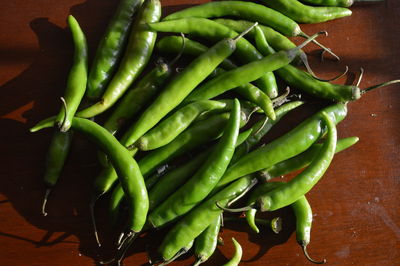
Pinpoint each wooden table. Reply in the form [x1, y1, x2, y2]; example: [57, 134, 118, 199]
[1, 0, 399, 265]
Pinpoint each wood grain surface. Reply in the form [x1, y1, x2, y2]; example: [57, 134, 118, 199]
[1, 0, 399, 265]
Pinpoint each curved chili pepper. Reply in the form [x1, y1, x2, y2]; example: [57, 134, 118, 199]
[213, 18, 297, 52]
[257, 111, 337, 211]
[55, 15, 88, 132]
[183, 33, 321, 114]
[157, 175, 257, 261]
[215, 103, 346, 192]
[147, 18, 279, 98]
[260, 0, 352, 24]
[41, 130, 73, 216]
[164, 1, 301, 37]
[193, 217, 221, 266]
[156, 36, 237, 70]
[222, 238, 243, 266]
[119, 24, 254, 148]
[292, 195, 327, 264]
[155, 37, 276, 118]
[254, 26, 400, 101]
[102, 60, 171, 135]
[86, 0, 143, 101]
[259, 136, 359, 180]
[161, 1, 338, 58]
[104, 109, 251, 233]
[147, 128, 253, 211]
[147, 99, 241, 228]
[76, 0, 161, 118]
[136, 99, 233, 151]
[231, 100, 305, 166]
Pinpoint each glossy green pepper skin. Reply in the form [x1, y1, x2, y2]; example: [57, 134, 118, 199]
[193, 217, 221, 266]
[147, 128, 253, 211]
[222, 238, 243, 266]
[215, 103, 346, 191]
[158, 175, 257, 261]
[147, 18, 279, 97]
[56, 15, 88, 132]
[148, 100, 241, 228]
[119, 34, 240, 147]
[137, 100, 232, 151]
[259, 136, 359, 180]
[77, 0, 161, 118]
[86, 0, 143, 101]
[103, 61, 171, 135]
[163, 1, 301, 36]
[257, 111, 337, 212]
[260, 0, 352, 24]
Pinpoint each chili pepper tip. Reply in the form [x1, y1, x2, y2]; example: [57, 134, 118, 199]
[302, 244, 327, 264]
[41, 188, 51, 216]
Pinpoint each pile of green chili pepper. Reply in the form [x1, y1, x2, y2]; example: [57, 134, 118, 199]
[29, 0, 399, 265]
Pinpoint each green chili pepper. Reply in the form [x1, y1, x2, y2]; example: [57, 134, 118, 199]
[193, 217, 221, 266]
[155, 37, 276, 117]
[102, 60, 171, 135]
[223, 215, 282, 234]
[119, 24, 253, 148]
[105, 110, 250, 229]
[231, 101, 305, 163]
[254, 23, 400, 102]
[59, 117, 148, 235]
[214, 18, 297, 52]
[163, 1, 301, 37]
[222, 238, 243, 266]
[259, 136, 359, 180]
[147, 18, 279, 98]
[56, 15, 88, 132]
[292, 195, 327, 264]
[77, 0, 161, 118]
[260, 0, 352, 24]
[136, 100, 232, 151]
[243, 182, 285, 233]
[147, 128, 253, 211]
[215, 103, 346, 192]
[147, 99, 241, 228]
[183, 36, 318, 119]
[41, 130, 73, 216]
[86, 0, 143, 101]
[256, 111, 337, 212]
[155, 36, 237, 70]
[158, 175, 257, 261]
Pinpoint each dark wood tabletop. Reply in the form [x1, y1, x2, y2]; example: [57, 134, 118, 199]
[1, 0, 399, 265]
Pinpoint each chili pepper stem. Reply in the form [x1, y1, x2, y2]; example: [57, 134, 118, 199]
[300, 32, 340, 61]
[59, 97, 68, 132]
[216, 203, 255, 213]
[168, 33, 186, 67]
[89, 195, 101, 247]
[299, 52, 349, 82]
[100, 231, 138, 265]
[159, 246, 189, 266]
[41, 188, 51, 216]
[233, 22, 258, 42]
[271, 217, 282, 234]
[272, 86, 291, 108]
[287, 31, 327, 61]
[302, 243, 327, 264]
[361, 79, 400, 94]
